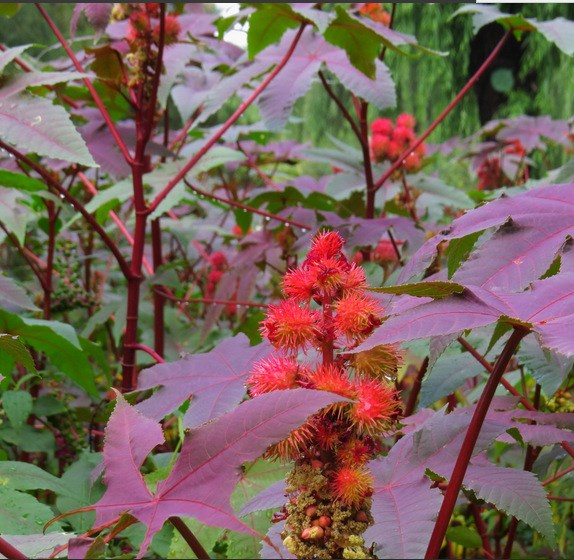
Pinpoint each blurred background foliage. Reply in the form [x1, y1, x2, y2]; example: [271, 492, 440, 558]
[3, 3, 573, 151]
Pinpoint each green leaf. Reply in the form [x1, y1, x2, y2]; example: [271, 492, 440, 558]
[247, 4, 301, 58]
[370, 281, 465, 298]
[56, 452, 104, 532]
[453, 5, 574, 55]
[0, 310, 98, 397]
[0, 45, 30, 74]
[323, 7, 382, 79]
[447, 231, 482, 279]
[1, 390, 32, 428]
[0, 333, 36, 371]
[0, 487, 63, 534]
[234, 207, 253, 235]
[446, 526, 483, 549]
[0, 424, 54, 453]
[0, 4, 21, 18]
[0, 169, 46, 192]
[33, 394, 66, 417]
[0, 460, 76, 498]
[0, 187, 32, 245]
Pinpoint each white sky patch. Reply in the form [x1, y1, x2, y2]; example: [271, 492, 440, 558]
[214, 3, 248, 49]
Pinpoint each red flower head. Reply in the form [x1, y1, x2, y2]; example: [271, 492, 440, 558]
[209, 251, 227, 269]
[396, 113, 416, 129]
[246, 355, 305, 396]
[305, 364, 355, 399]
[337, 437, 374, 466]
[370, 117, 393, 137]
[386, 140, 403, 161]
[305, 230, 346, 265]
[348, 377, 398, 434]
[370, 134, 390, 161]
[283, 267, 316, 301]
[331, 465, 373, 506]
[341, 263, 368, 293]
[403, 152, 421, 173]
[261, 300, 319, 352]
[392, 125, 415, 145]
[334, 293, 383, 342]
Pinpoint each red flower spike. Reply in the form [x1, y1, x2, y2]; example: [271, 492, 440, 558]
[209, 251, 227, 269]
[246, 355, 306, 396]
[348, 377, 398, 434]
[373, 239, 400, 264]
[386, 140, 403, 161]
[334, 293, 383, 342]
[310, 258, 347, 299]
[261, 300, 319, 352]
[331, 465, 374, 507]
[153, 14, 181, 45]
[266, 421, 317, 461]
[396, 113, 416, 129]
[351, 344, 403, 380]
[404, 153, 421, 173]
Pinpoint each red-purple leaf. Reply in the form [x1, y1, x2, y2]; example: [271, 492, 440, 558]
[95, 389, 348, 556]
[462, 465, 555, 544]
[134, 334, 273, 426]
[258, 28, 395, 130]
[0, 94, 97, 167]
[400, 182, 574, 290]
[367, 410, 506, 558]
[355, 287, 510, 353]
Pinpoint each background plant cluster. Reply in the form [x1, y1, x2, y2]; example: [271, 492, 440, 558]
[0, 3, 573, 559]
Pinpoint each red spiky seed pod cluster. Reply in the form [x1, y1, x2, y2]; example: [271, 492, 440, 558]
[247, 231, 402, 556]
[370, 114, 425, 172]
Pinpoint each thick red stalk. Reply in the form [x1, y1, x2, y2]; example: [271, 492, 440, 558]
[0, 140, 131, 279]
[458, 336, 574, 461]
[374, 29, 512, 195]
[131, 343, 165, 364]
[34, 4, 133, 164]
[0, 536, 27, 560]
[121, 7, 167, 391]
[148, 24, 307, 216]
[358, 100, 377, 219]
[425, 327, 528, 559]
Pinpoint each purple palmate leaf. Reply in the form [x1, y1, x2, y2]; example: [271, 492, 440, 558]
[258, 28, 395, 130]
[366, 409, 507, 558]
[134, 334, 273, 426]
[368, 407, 557, 557]
[94, 389, 349, 557]
[399, 182, 574, 291]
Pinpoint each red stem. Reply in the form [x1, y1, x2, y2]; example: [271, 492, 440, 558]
[151, 218, 165, 358]
[148, 24, 307, 216]
[358, 100, 377, 219]
[34, 4, 133, 164]
[0, 536, 27, 560]
[425, 327, 528, 559]
[43, 201, 56, 319]
[470, 504, 494, 558]
[403, 357, 428, 417]
[185, 180, 312, 230]
[374, 29, 512, 194]
[130, 343, 165, 364]
[169, 517, 210, 560]
[543, 463, 574, 486]
[458, 336, 574, 461]
[158, 288, 268, 309]
[0, 140, 131, 279]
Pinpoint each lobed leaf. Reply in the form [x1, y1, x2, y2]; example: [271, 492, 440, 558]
[134, 334, 273, 426]
[94, 390, 349, 556]
[0, 94, 97, 167]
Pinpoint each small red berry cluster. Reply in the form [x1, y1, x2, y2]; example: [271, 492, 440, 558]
[370, 114, 425, 172]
